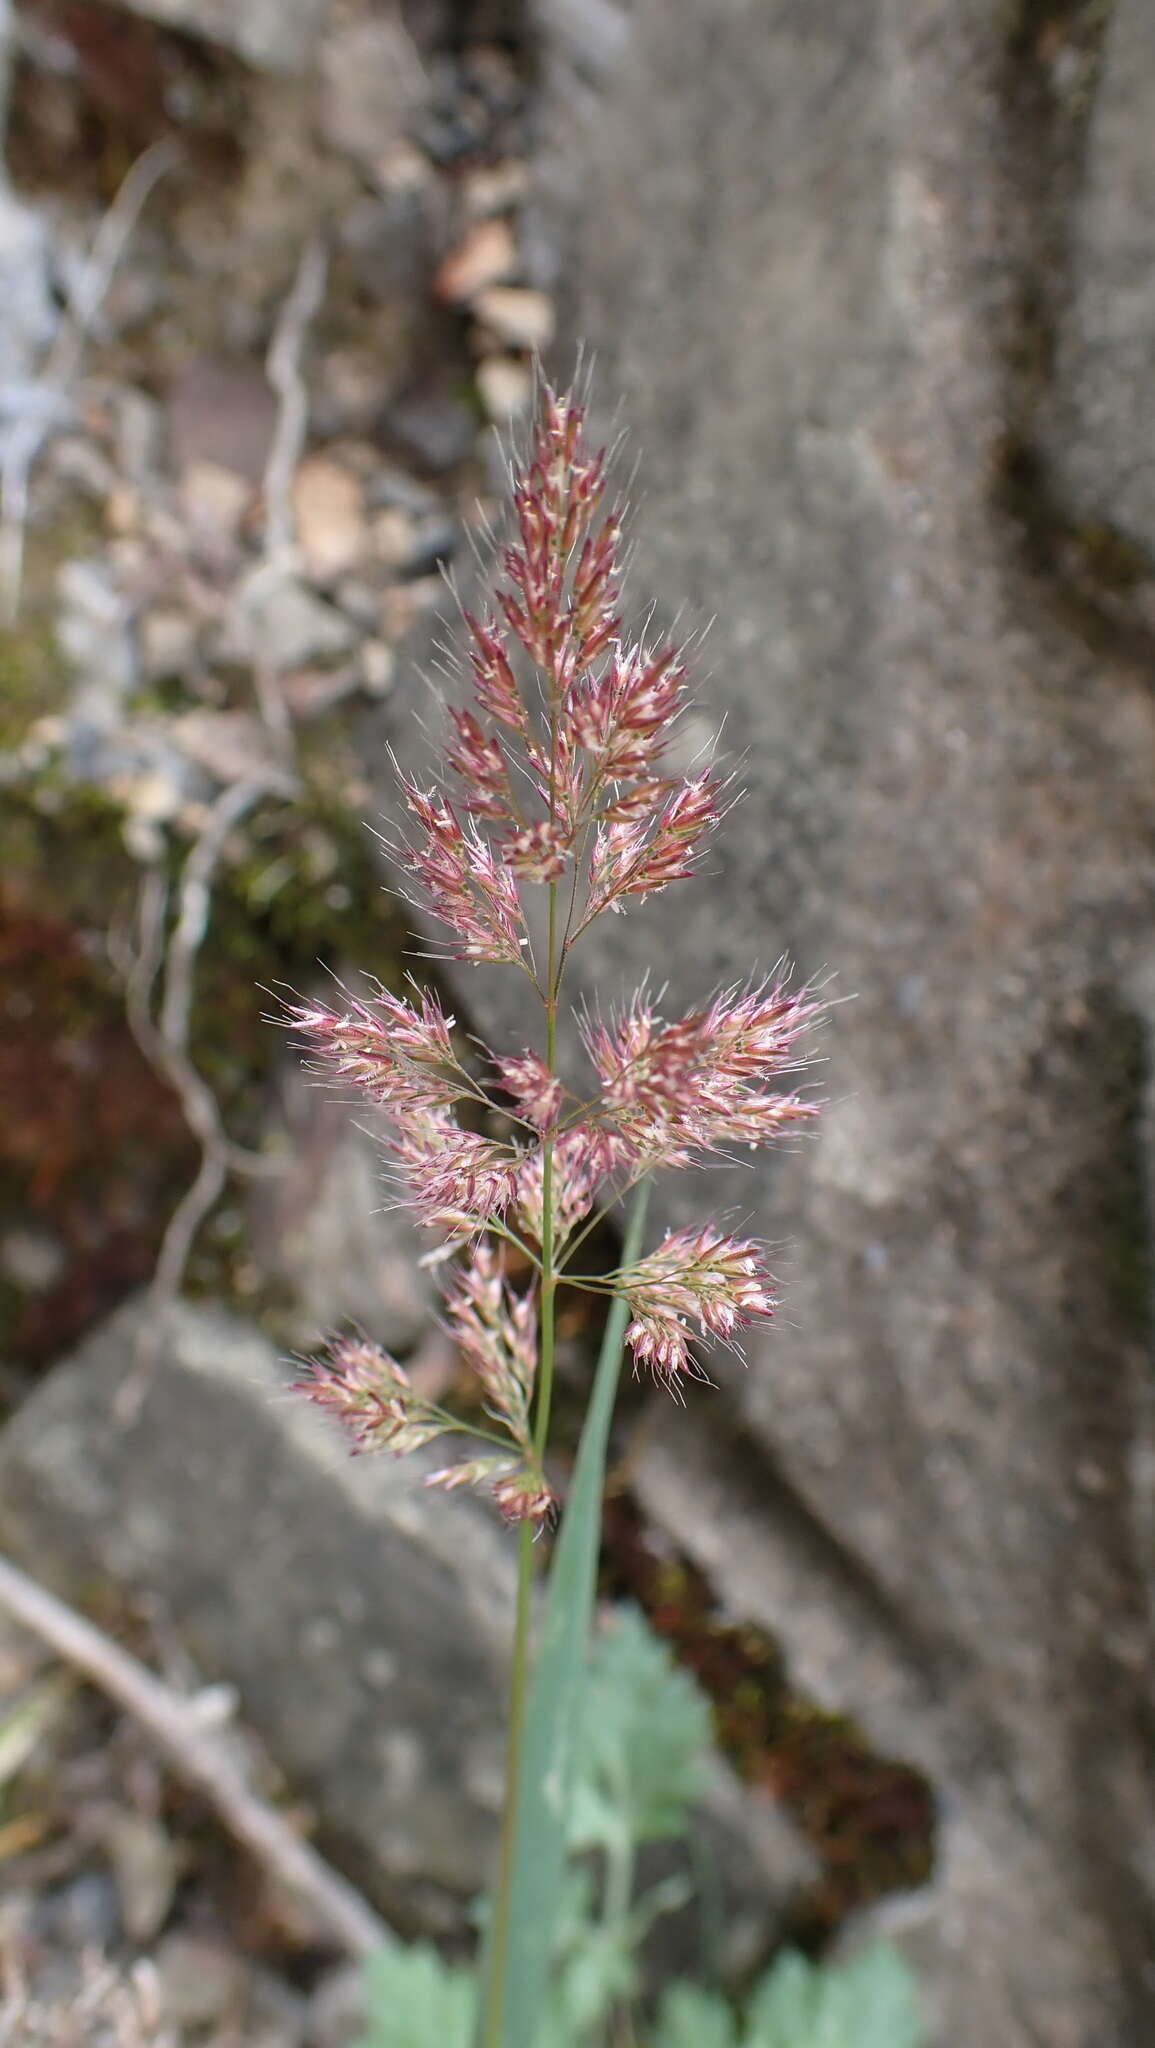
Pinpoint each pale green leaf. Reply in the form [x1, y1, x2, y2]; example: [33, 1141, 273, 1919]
[356, 1943, 474, 2048]
[653, 1981, 740, 2048]
[745, 1942, 927, 2048]
[570, 1604, 711, 1853]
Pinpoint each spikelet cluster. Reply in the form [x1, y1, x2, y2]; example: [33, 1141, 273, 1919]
[281, 388, 820, 1521]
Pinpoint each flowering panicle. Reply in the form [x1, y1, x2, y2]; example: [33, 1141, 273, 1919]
[391, 388, 728, 971]
[425, 1457, 554, 1526]
[581, 771, 722, 927]
[390, 1112, 521, 1237]
[298, 1326, 552, 1524]
[283, 384, 824, 1521]
[445, 707, 512, 822]
[569, 642, 685, 783]
[465, 614, 529, 736]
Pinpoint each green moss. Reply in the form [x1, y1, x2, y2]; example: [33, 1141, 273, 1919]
[0, 617, 69, 748]
[0, 721, 420, 1357]
[599, 1493, 937, 1943]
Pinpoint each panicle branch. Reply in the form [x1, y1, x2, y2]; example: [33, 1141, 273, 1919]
[280, 983, 462, 1111]
[443, 1242, 537, 1447]
[298, 1336, 451, 1456]
[298, 1324, 553, 1526]
[618, 1226, 779, 1380]
[582, 975, 822, 1169]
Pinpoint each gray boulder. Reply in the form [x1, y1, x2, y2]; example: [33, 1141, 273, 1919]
[0, 1297, 813, 1955]
[245, 1060, 434, 1359]
[378, 1, 1155, 2039]
[0, 1296, 515, 1932]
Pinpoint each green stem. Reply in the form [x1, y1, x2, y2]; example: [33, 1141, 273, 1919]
[476, 1178, 652, 2048]
[479, 877, 561, 2048]
[534, 883, 559, 1462]
[479, 1515, 535, 2048]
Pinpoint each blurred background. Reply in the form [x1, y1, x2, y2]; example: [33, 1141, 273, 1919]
[0, 2, 1153, 2044]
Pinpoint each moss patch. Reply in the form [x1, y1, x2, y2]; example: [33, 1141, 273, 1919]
[599, 1492, 936, 1948]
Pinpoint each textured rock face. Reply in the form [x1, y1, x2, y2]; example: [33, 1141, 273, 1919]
[0, 1299, 815, 1954]
[0, 1298, 516, 1931]
[383, 2, 1155, 2040]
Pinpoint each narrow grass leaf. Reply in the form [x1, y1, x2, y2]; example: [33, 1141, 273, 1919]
[475, 1179, 651, 2048]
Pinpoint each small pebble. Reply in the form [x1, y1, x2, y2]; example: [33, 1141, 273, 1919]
[472, 285, 555, 351]
[371, 506, 456, 577]
[292, 456, 368, 583]
[434, 216, 517, 303]
[104, 484, 140, 536]
[362, 640, 396, 696]
[371, 505, 420, 570]
[218, 569, 357, 669]
[379, 578, 444, 642]
[179, 460, 251, 543]
[278, 666, 362, 718]
[155, 1931, 247, 2030]
[386, 382, 478, 474]
[462, 158, 529, 217]
[0, 1226, 66, 1292]
[476, 354, 533, 422]
[139, 607, 198, 682]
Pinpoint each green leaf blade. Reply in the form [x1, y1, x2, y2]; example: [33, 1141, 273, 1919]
[474, 1181, 652, 2048]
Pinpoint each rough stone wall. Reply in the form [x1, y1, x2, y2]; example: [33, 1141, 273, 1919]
[442, 2, 1155, 2040]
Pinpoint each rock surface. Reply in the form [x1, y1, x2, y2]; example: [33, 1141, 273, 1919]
[377, 1, 1155, 2040]
[0, 1296, 516, 1932]
[0, 1296, 813, 1958]
[245, 1060, 434, 1356]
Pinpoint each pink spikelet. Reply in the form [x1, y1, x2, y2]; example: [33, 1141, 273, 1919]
[618, 1227, 779, 1381]
[583, 976, 821, 1168]
[298, 1337, 451, 1456]
[281, 382, 825, 1521]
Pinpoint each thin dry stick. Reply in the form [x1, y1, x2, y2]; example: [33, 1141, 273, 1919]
[158, 779, 263, 1057]
[116, 236, 332, 1352]
[0, 1552, 390, 1960]
[248, 233, 329, 744]
[0, 138, 178, 618]
[262, 233, 328, 568]
[131, 784, 276, 1140]
[119, 792, 284, 1403]
[116, 243, 331, 1301]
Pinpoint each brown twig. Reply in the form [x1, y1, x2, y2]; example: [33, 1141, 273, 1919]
[0, 1552, 390, 1960]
